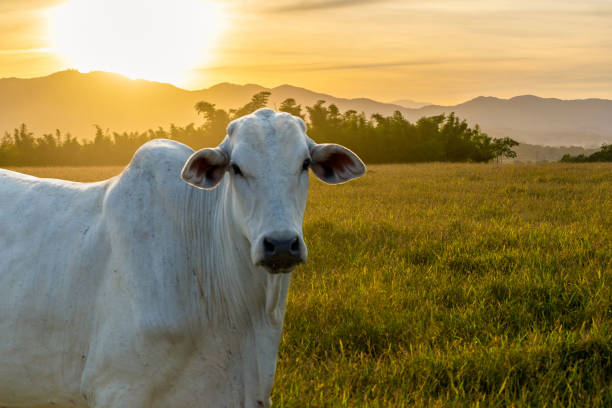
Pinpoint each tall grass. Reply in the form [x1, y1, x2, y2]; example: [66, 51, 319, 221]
[8, 163, 612, 406]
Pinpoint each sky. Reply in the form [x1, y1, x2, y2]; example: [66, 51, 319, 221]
[1, 0, 611, 105]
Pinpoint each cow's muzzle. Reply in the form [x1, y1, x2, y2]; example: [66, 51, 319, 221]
[255, 231, 306, 273]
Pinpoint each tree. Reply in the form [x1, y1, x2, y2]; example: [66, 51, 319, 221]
[0, 93, 519, 166]
[279, 98, 304, 119]
[194, 101, 230, 142]
[561, 144, 612, 162]
[491, 137, 520, 163]
[230, 91, 271, 119]
[306, 100, 329, 134]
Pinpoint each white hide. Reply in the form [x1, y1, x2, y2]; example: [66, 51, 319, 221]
[0, 109, 365, 408]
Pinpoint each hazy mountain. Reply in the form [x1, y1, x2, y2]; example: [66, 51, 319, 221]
[1, 70, 611, 147]
[0, 70, 203, 140]
[0, 70, 413, 139]
[410, 95, 612, 147]
[391, 99, 431, 109]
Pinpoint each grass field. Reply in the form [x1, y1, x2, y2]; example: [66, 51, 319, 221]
[8, 163, 612, 407]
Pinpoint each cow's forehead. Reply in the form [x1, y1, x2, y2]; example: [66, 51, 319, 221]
[227, 109, 309, 163]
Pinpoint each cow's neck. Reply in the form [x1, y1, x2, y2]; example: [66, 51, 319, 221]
[177, 179, 290, 400]
[181, 180, 290, 328]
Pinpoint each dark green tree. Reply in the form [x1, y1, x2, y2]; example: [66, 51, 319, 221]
[279, 98, 304, 119]
[0, 94, 518, 166]
[230, 91, 271, 119]
[561, 144, 612, 162]
[194, 101, 230, 142]
[491, 137, 520, 162]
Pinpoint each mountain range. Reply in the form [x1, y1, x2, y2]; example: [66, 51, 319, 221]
[1, 70, 611, 149]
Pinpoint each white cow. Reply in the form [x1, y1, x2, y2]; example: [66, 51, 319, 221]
[0, 109, 365, 408]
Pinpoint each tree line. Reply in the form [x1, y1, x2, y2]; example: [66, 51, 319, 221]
[560, 144, 612, 162]
[0, 91, 518, 167]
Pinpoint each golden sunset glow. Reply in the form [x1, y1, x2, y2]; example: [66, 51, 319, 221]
[46, 0, 225, 85]
[0, 1, 611, 103]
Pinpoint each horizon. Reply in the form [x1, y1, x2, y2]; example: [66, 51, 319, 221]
[1, 0, 611, 105]
[4, 68, 612, 107]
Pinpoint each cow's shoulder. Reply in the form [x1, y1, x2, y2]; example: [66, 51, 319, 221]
[127, 139, 194, 177]
[110, 139, 197, 196]
[104, 139, 202, 222]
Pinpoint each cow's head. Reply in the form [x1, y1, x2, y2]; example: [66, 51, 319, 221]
[181, 108, 365, 273]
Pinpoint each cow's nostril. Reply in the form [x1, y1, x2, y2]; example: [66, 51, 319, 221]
[263, 238, 276, 255]
[290, 238, 300, 254]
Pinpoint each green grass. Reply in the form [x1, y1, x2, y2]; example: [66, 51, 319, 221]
[9, 163, 612, 407]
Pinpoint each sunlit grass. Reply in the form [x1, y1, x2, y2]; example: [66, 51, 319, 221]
[290, 162, 611, 407]
[9, 163, 612, 406]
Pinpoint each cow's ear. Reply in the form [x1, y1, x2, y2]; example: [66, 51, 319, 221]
[310, 143, 366, 184]
[181, 148, 229, 189]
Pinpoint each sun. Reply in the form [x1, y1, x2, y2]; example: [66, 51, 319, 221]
[47, 0, 225, 86]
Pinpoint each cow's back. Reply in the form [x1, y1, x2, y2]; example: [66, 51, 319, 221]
[0, 169, 113, 406]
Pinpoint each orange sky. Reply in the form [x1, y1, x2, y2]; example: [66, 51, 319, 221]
[1, 0, 611, 105]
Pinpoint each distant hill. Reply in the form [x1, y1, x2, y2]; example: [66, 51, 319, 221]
[506, 144, 599, 163]
[391, 99, 431, 109]
[413, 95, 612, 147]
[1, 70, 611, 147]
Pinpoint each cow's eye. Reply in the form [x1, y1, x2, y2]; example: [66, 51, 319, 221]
[230, 163, 243, 176]
[302, 158, 311, 171]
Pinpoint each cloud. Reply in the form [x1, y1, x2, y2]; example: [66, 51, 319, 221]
[311, 59, 448, 71]
[194, 56, 530, 74]
[269, 0, 382, 12]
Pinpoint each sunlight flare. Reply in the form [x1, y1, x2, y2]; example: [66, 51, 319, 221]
[47, 0, 225, 85]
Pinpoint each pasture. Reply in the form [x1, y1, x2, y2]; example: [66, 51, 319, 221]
[8, 163, 612, 407]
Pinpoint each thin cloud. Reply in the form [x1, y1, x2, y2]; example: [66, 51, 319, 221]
[310, 56, 531, 71]
[195, 56, 531, 73]
[313, 59, 450, 71]
[270, 0, 382, 12]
